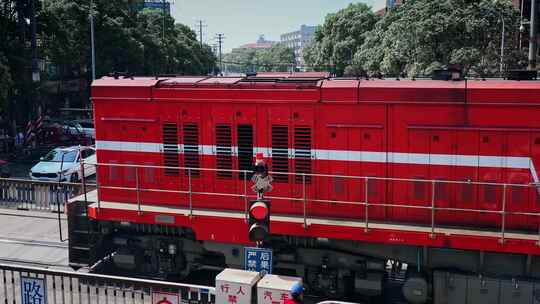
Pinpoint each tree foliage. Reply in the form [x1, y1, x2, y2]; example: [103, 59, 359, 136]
[0, 52, 13, 110]
[305, 0, 525, 77]
[41, 0, 216, 78]
[303, 3, 379, 76]
[223, 43, 295, 73]
[0, 0, 217, 126]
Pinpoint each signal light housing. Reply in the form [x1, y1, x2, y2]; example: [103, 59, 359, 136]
[248, 199, 270, 242]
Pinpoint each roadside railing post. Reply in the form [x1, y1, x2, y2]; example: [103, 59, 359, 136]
[243, 171, 248, 222]
[303, 174, 307, 229]
[500, 183, 507, 244]
[188, 168, 193, 217]
[431, 180, 436, 238]
[80, 157, 88, 213]
[365, 177, 369, 232]
[135, 166, 141, 215]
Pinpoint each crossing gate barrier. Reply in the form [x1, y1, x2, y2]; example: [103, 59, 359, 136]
[0, 263, 215, 304]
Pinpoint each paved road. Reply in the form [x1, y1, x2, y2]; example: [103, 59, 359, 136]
[0, 209, 69, 270]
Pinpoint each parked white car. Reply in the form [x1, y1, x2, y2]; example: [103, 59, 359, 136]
[29, 146, 97, 182]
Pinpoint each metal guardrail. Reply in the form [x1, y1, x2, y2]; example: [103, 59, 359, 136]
[86, 161, 540, 245]
[317, 301, 359, 304]
[0, 178, 92, 213]
[0, 263, 215, 304]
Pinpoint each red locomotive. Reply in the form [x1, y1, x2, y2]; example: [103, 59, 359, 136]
[69, 72, 540, 302]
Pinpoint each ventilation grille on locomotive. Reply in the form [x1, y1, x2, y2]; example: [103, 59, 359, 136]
[183, 123, 200, 177]
[272, 125, 289, 183]
[237, 124, 254, 180]
[216, 124, 233, 178]
[162, 123, 179, 176]
[295, 126, 312, 183]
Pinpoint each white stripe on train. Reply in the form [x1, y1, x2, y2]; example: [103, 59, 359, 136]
[95, 140, 540, 184]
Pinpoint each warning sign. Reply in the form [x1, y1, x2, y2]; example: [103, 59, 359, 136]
[152, 291, 179, 304]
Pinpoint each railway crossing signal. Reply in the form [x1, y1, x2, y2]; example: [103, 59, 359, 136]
[248, 199, 270, 242]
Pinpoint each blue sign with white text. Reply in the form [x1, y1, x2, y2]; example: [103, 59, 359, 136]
[143, 1, 171, 13]
[244, 247, 273, 274]
[21, 276, 47, 304]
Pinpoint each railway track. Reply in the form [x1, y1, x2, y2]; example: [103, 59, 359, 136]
[0, 236, 68, 249]
[0, 237, 69, 268]
[0, 210, 67, 220]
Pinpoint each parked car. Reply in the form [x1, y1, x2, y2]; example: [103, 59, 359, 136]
[0, 159, 11, 178]
[72, 119, 95, 140]
[29, 146, 96, 182]
[37, 121, 92, 147]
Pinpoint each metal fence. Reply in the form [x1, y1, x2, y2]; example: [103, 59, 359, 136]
[88, 161, 540, 244]
[0, 263, 215, 304]
[0, 178, 90, 213]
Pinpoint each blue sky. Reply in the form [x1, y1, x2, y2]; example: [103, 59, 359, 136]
[171, 0, 386, 52]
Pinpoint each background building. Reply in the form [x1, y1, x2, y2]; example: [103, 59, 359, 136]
[280, 25, 317, 67]
[234, 35, 276, 51]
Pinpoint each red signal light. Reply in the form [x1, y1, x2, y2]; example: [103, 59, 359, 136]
[250, 201, 269, 220]
[248, 200, 270, 242]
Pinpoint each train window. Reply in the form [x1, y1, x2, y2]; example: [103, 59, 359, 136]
[125, 162, 135, 183]
[482, 136, 490, 143]
[271, 125, 289, 183]
[414, 178, 426, 200]
[333, 176, 345, 194]
[216, 124, 233, 178]
[237, 124, 254, 180]
[435, 180, 447, 201]
[511, 185, 525, 204]
[484, 182, 497, 204]
[162, 123, 180, 176]
[433, 135, 439, 142]
[294, 126, 312, 184]
[109, 160, 120, 182]
[461, 182, 473, 203]
[367, 178, 378, 202]
[144, 163, 156, 183]
[183, 123, 200, 177]
[535, 138, 540, 145]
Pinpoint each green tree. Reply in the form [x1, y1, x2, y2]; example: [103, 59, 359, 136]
[223, 43, 295, 73]
[41, 0, 216, 78]
[354, 0, 525, 77]
[0, 52, 13, 110]
[0, 0, 41, 125]
[303, 3, 379, 76]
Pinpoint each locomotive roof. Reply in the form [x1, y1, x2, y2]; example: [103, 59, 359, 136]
[91, 75, 540, 104]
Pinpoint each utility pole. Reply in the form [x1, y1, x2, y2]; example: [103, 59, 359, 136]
[30, 0, 41, 118]
[30, 0, 39, 83]
[215, 34, 225, 75]
[498, 13, 505, 75]
[196, 20, 206, 46]
[529, 0, 538, 70]
[162, 0, 167, 41]
[90, 0, 96, 81]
